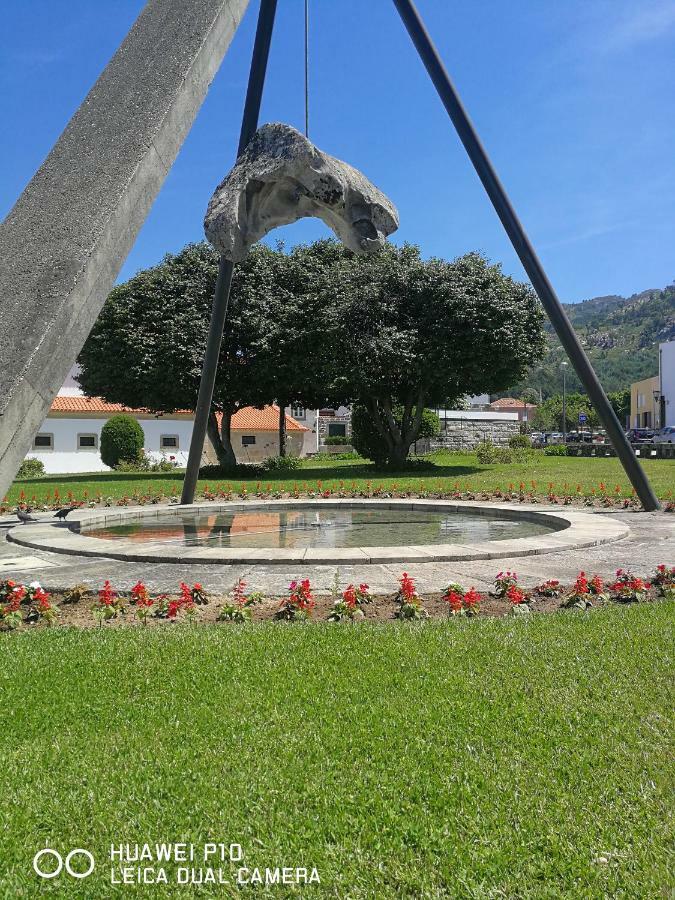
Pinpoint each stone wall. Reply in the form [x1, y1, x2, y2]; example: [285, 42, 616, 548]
[317, 414, 351, 445]
[412, 418, 520, 453]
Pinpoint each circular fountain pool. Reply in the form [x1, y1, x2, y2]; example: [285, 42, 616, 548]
[84, 504, 561, 549]
[8, 500, 627, 565]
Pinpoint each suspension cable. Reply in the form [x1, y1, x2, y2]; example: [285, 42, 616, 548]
[304, 0, 309, 137]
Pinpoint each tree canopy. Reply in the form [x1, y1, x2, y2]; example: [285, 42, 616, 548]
[310, 244, 546, 465]
[79, 238, 546, 468]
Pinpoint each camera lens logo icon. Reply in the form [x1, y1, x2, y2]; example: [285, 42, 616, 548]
[33, 848, 95, 879]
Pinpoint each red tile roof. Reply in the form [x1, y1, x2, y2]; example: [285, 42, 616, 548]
[227, 407, 308, 431]
[50, 396, 151, 413]
[49, 397, 308, 431]
[490, 397, 536, 409]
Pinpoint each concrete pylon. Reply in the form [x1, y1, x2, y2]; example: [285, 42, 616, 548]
[0, 0, 250, 500]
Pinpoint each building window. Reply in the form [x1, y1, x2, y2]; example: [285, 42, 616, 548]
[33, 433, 53, 450]
[241, 435, 256, 446]
[160, 435, 179, 450]
[78, 433, 98, 450]
[291, 406, 305, 419]
[328, 423, 347, 437]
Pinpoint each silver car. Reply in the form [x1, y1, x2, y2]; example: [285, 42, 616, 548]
[654, 426, 675, 444]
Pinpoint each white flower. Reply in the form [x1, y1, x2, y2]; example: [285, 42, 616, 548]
[29, 581, 41, 589]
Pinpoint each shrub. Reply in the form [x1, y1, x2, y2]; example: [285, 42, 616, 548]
[16, 458, 45, 479]
[508, 433, 531, 449]
[323, 435, 352, 446]
[115, 452, 179, 473]
[262, 454, 302, 472]
[100, 415, 144, 468]
[544, 444, 568, 457]
[476, 439, 512, 464]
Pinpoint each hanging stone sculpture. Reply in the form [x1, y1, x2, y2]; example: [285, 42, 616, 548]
[204, 123, 399, 260]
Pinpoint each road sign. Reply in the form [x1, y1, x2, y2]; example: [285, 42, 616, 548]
[579, 413, 588, 423]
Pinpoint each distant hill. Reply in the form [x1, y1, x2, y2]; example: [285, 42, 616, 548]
[507, 283, 675, 399]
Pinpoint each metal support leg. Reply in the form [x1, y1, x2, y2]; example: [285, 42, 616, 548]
[182, 0, 278, 505]
[392, 0, 660, 511]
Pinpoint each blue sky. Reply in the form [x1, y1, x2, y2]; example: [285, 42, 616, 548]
[2, 0, 674, 302]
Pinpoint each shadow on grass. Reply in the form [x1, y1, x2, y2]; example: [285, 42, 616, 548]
[14, 461, 484, 489]
[15, 472, 184, 487]
[282, 464, 484, 482]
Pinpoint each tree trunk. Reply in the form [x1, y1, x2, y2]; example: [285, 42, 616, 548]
[206, 409, 237, 469]
[278, 401, 287, 458]
[387, 440, 410, 468]
[219, 408, 237, 468]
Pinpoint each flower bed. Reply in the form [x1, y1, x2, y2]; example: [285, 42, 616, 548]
[5, 479, 675, 514]
[1, 566, 672, 631]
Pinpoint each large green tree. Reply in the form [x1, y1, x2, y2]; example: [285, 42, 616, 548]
[244, 241, 349, 455]
[309, 244, 546, 466]
[78, 243, 305, 467]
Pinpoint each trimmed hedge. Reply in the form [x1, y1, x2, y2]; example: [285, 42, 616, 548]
[100, 415, 144, 468]
[16, 458, 45, 479]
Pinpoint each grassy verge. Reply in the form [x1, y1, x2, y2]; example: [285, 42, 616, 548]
[1, 603, 672, 897]
[5, 452, 675, 506]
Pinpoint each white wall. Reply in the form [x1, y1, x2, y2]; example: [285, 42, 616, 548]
[437, 410, 518, 422]
[28, 417, 194, 474]
[285, 406, 319, 455]
[27, 415, 309, 474]
[660, 341, 675, 426]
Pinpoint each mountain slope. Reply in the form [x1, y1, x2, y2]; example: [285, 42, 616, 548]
[511, 283, 675, 398]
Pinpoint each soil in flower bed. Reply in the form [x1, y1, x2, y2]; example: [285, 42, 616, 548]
[12, 585, 666, 630]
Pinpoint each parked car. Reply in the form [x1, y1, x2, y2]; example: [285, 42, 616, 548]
[530, 431, 545, 446]
[566, 430, 592, 443]
[625, 428, 655, 443]
[592, 431, 607, 444]
[653, 426, 675, 444]
[547, 432, 564, 444]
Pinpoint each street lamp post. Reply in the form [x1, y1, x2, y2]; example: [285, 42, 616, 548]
[561, 362, 568, 443]
[653, 390, 661, 430]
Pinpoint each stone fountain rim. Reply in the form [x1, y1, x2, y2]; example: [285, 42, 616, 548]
[7, 498, 630, 566]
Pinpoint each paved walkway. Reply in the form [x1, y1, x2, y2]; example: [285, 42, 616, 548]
[1, 507, 674, 595]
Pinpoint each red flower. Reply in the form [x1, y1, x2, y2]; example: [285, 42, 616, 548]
[590, 574, 604, 594]
[98, 580, 116, 606]
[463, 588, 481, 611]
[131, 580, 150, 605]
[444, 590, 463, 613]
[398, 572, 416, 600]
[573, 571, 589, 596]
[342, 585, 358, 608]
[167, 599, 181, 619]
[506, 585, 526, 605]
[232, 579, 247, 607]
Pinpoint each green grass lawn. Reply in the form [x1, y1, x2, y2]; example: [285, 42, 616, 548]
[5, 451, 675, 506]
[1, 604, 672, 897]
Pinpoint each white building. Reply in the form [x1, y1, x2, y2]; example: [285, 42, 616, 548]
[27, 398, 308, 474]
[284, 405, 352, 454]
[659, 340, 675, 426]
